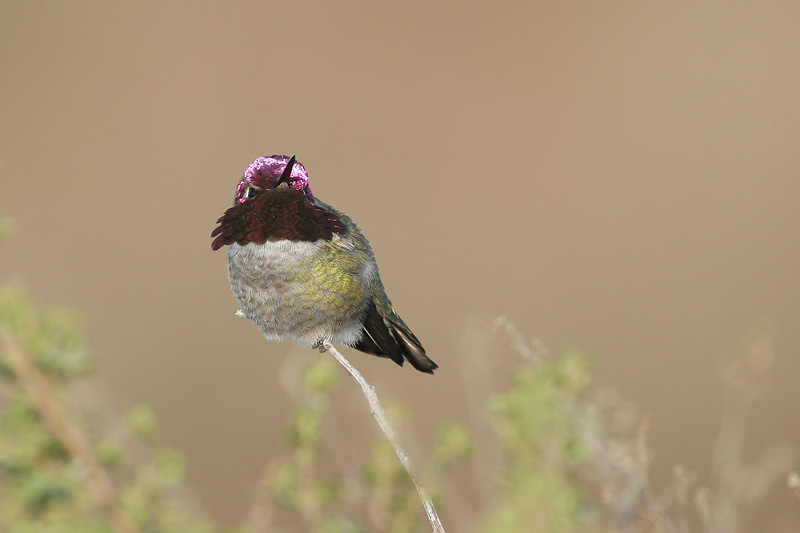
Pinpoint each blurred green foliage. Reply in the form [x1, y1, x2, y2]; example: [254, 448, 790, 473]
[0, 286, 214, 533]
[248, 347, 607, 532]
[1, 223, 790, 532]
[482, 350, 592, 533]
[0, 286, 90, 378]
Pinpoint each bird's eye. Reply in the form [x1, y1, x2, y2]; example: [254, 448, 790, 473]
[245, 185, 261, 199]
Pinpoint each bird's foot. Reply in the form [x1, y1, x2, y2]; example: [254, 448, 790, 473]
[313, 340, 328, 353]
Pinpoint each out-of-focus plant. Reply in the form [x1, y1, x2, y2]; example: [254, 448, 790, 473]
[247, 355, 468, 533]
[482, 346, 594, 533]
[489, 317, 794, 533]
[2, 218, 793, 532]
[0, 285, 214, 533]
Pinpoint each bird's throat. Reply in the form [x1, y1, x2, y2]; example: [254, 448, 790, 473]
[211, 188, 345, 250]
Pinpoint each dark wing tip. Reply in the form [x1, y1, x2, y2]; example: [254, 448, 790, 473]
[354, 300, 404, 366]
[353, 300, 437, 374]
[392, 326, 438, 374]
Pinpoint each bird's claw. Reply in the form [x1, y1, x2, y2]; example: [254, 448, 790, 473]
[314, 340, 328, 353]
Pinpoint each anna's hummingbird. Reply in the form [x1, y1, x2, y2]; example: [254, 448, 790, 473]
[211, 155, 437, 374]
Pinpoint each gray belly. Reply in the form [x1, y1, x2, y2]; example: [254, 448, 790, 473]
[227, 241, 365, 347]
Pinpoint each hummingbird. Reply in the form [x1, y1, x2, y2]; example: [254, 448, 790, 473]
[211, 155, 437, 374]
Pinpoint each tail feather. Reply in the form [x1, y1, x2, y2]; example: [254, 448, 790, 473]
[352, 300, 438, 374]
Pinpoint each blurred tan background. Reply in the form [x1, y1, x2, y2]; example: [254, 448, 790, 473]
[2, 1, 799, 530]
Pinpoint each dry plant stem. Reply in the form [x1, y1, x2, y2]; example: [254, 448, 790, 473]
[489, 315, 545, 365]
[0, 328, 137, 533]
[491, 317, 682, 533]
[322, 341, 446, 533]
[635, 421, 678, 533]
[458, 321, 504, 509]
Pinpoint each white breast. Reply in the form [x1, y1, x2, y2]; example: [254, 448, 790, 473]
[226, 240, 366, 348]
[228, 239, 320, 277]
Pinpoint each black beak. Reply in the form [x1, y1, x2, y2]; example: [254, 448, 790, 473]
[276, 155, 296, 187]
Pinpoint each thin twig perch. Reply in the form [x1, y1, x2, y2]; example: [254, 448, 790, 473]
[322, 340, 446, 533]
